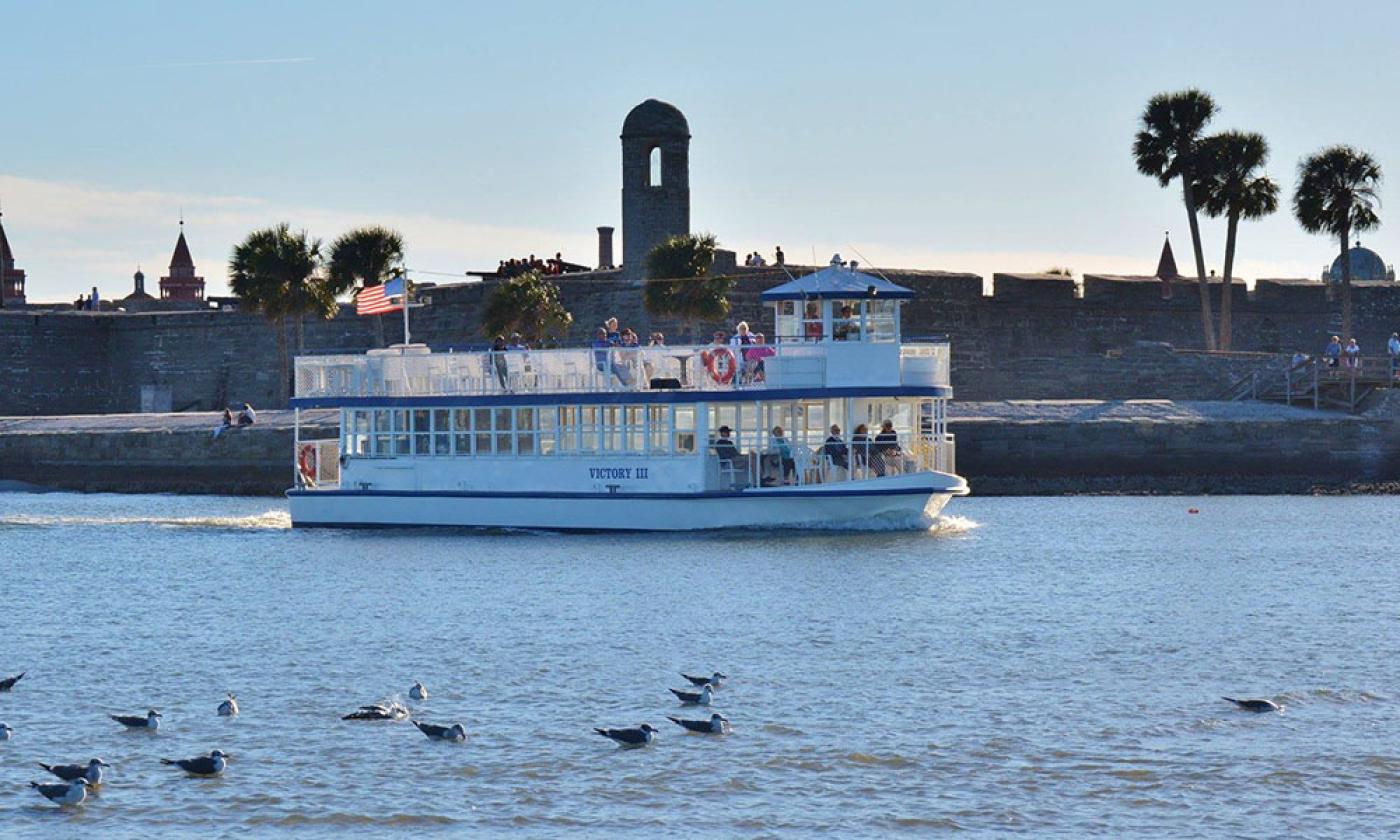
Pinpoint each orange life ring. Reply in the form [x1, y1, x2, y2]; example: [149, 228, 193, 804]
[702, 347, 737, 384]
[297, 443, 317, 484]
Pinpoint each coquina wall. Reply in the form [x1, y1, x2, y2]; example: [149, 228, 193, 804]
[4, 268, 1400, 416]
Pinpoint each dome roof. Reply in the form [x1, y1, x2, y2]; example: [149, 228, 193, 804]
[621, 99, 689, 139]
[1328, 244, 1392, 282]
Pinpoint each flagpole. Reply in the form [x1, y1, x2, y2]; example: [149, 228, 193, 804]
[401, 270, 411, 345]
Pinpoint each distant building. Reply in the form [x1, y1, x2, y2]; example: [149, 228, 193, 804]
[121, 266, 156, 309]
[620, 99, 691, 283]
[160, 221, 206, 301]
[1155, 232, 1179, 299]
[1323, 241, 1394, 283]
[0, 207, 28, 306]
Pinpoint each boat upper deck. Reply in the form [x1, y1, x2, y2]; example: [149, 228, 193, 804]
[293, 340, 950, 402]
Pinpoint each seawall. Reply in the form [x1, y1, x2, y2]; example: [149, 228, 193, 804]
[1, 403, 1395, 497]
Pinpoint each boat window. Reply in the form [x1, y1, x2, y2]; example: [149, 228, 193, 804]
[867, 299, 898, 343]
[516, 407, 536, 456]
[558, 406, 578, 453]
[625, 405, 646, 453]
[474, 408, 493, 455]
[647, 405, 670, 454]
[432, 409, 452, 456]
[538, 407, 557, 455]
[494, 408, 513, 455]
[600, 406, 623, 452]
[801, 300, 824, 342]
[412, 409, 432, 456]
[832, 300, 863, 342]
[392, 409, 411, 456]
[453, 409, 473, 455]
[674, 405, 695, 453]
[579, 406, 599, 453]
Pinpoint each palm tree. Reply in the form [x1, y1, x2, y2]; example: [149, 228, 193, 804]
[1134, 89, 1219, 350]
[1195, 131, 1279, 350]
[481, 270, 574, 344]
[1294, 145, 1382, 342]
[229, 224, 332, 403]
[327, 226, 405, 347]
[643, 232, 732, 341]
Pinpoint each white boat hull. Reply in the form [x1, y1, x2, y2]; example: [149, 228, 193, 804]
[289, 472, 967, 532]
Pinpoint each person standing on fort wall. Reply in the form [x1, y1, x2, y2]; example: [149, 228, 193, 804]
[1388, 332, 1400, 379]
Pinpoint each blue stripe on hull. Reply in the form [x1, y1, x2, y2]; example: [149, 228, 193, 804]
[287, 486, 948, 501]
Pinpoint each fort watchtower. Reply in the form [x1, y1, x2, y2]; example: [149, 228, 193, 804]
[620, 99, 690, 284]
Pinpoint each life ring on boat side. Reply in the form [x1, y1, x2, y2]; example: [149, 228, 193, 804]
[702, 347, 737, 384]
[297, 443, 317, 485]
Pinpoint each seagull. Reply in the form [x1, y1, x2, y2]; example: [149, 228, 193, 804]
[1223, 696, 1282, 713]
[409, 681, 428, 701]
[161, 750, 229, 777]
[39, 758, 109, 784]
[30, 778, 90, 806]
[594, 723, 658, 748]
[217, 693, 239, 717]
[0, 672, 24, 691]
[669, 684, 715, 706]
[668, 713, 731, 735]
[111, 709, 162, 730]
[681, 671, 727, 688]
[412, 720, 467, 742]
[342, 702, 409, 721]
[0, 723, 12, 741]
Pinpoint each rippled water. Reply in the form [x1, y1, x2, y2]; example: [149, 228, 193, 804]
[1, 492, 1398, 836]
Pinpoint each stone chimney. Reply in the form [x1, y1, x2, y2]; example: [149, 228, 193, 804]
[597, 226, 615, 270]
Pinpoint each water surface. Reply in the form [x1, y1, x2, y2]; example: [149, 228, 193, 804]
[0, 493, 1397, 836]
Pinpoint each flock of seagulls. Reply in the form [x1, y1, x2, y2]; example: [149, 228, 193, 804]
[338, 682, 467, 749]
[595, 671, 732, 748]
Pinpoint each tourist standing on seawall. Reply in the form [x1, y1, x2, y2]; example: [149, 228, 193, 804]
[775, 245, 785, 266]
[1324, 336, 1342, 370]
[1388, 332, 1400, 378]
[1344, 338, 1361, 370]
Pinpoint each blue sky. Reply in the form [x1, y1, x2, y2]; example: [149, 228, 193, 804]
[3, 0, 1399, 299]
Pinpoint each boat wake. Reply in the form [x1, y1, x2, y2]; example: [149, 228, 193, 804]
[0, 510, 291, 531]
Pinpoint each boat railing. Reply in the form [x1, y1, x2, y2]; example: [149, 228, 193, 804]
[296, 341, 950, 399]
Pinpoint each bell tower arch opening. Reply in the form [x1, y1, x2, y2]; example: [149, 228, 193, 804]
[620, 99, 690, 283]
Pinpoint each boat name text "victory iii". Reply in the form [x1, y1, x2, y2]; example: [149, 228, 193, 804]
[588, 467, 650, 480]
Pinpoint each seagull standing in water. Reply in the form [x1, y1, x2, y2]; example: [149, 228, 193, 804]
[594, 723, 658, 748]
[39, 758, 109, 784]
[681, 672, 727, 688]
[668, 713, 731, 735]
[0, 723, 12, 741]
[1222, 696, 1282, 713]
[412, 720, 467, 742]
[409, 682, 428, 701]
[217, 694, 239, 716]
[30, 778, 90, 806]
[0, 672, 25, 691]
[669, 684, 715, 706]
[161, 750, 229, 777]
[111, 709, 162, 730]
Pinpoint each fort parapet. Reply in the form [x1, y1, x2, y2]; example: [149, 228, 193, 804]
[4, 268, 1400, 416]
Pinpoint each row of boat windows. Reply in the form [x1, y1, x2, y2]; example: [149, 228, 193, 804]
[342, 399, 942, 458]
[344, 406, 699, 457]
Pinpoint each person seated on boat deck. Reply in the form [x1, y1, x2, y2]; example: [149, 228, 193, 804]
[711, 425, 740, 477]
[591, 327, 631, 387]
[508, 333, 528, 351]
[491, 335, 510, 389]
[605, 317, 622, 346]
[712, 330, 729, 346]
[649, 332, 665, 346]
[803, 301, 823, 341]
[770, 426, 797, 484]
[851, 423, 871, 471]
[872, 420, 903, 476]
[729, 321, 755, 349]
[237, 403, 256, 427]
[824, 424, 849, 470]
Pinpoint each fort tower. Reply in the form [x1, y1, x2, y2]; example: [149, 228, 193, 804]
[620, 99, 690, 283]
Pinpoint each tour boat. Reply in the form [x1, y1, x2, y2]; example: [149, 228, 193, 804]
[287, 259, 967, 530]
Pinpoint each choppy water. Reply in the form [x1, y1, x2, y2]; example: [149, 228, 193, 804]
[1, 493, 1398, 837]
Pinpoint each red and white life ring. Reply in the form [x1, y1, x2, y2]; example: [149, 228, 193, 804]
[297, 443, 318, 485]
[702, 347, 737, 384]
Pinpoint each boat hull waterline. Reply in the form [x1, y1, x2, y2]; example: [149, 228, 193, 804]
[289, 473, 966, 531]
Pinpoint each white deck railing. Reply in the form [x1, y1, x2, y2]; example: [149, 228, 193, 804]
[295, 342, 950, 400]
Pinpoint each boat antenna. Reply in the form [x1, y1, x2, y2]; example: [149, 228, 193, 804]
[846, 244, 895, 284]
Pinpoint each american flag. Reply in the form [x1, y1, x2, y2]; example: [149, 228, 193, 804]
[356, 276, 405, 315]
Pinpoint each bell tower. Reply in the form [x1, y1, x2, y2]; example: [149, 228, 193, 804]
[620, 99, 690, 283]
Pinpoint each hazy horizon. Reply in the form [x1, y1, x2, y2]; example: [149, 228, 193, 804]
[3, 0, 1398, 300]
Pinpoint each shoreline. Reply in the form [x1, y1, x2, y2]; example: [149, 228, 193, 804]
[0, 401, 1396, 497]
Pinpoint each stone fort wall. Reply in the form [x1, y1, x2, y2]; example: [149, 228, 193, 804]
[4, 269, 1400, 416]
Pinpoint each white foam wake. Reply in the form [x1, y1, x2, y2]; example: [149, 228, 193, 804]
[0, 510, 291, 530]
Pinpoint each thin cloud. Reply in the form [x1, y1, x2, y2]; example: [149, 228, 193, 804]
[139, 57, 314, 70]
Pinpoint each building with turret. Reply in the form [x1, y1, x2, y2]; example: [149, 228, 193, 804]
[620, 99, 691, 283]
[160, 221, 205, 301]
[0, 208, 27, 307]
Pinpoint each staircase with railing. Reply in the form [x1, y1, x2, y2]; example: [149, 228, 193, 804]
[1222, 355, 1399, 413]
